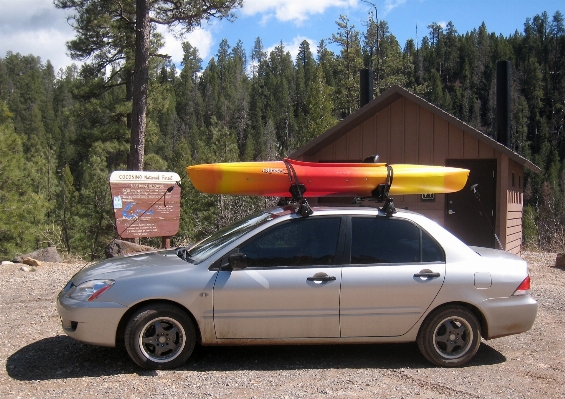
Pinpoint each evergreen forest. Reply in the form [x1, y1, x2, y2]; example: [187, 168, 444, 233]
[0, 10, 564, 259]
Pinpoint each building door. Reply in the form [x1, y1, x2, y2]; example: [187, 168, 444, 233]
[445, 159, 497, 248]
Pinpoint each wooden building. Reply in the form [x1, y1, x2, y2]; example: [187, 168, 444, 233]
[290, 85, 540, 254]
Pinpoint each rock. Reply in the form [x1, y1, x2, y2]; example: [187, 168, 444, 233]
[23, 257, 42, 267]
[556, 253, 565, 269]
[1, 261, 14, 266]
[13, 246, 63, 263]
[20, 266, 31, 272]
[105, 239, 155, 258]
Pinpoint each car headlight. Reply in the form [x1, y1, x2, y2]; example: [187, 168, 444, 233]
[68, 280, 115, 301]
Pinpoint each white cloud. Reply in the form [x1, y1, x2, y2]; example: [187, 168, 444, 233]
[0, 0, 63, 33]
[246, 36, 315, 76]
[0, 0, 216, 71]
[0, 0, 77, 70]
[383, 0, 408, 16]
[158, 26, 215, 67]
[242, 0, 359, 23]
[265, 36, 316, 60]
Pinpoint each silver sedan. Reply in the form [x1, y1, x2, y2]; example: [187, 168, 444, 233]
[57, 206, 537, 369]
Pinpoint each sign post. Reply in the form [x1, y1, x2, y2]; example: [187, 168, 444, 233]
[109, 171, 181, 246]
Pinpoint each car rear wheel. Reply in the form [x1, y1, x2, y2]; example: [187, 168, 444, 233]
[124, 304, 196, 369]
[417, 305, 481, 367]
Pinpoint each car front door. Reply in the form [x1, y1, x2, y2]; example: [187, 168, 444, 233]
[213, 216, 344, 339]
[340, 216, 446, 337]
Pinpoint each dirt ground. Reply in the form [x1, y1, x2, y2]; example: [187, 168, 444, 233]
[0, 251, 563, 398]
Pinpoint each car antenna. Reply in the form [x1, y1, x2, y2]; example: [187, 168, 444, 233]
[470, 183, 504, 250]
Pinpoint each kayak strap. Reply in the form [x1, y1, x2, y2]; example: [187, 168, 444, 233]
[351, 164, 396, 216]
[371, 164, 394, 201]
[375, 165, 396, 216]
[282, 159, 313, 217]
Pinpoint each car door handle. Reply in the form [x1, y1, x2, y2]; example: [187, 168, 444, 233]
[307, 273, 336, 282]
[414, 269, 441, 278]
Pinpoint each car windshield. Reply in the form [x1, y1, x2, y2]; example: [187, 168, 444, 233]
[179, 209, 284, 264]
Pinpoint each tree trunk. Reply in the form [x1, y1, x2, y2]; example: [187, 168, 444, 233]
[129, 0, 150, 171]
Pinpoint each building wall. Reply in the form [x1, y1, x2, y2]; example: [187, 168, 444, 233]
[305, 96, 522, 253]
[504, 158, 524, 254]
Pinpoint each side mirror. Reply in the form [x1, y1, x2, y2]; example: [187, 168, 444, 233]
[227, 252, 248, 270]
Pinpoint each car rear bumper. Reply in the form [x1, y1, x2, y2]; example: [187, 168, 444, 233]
[57, 295, 127, 347]
[481, 295, 538, 339]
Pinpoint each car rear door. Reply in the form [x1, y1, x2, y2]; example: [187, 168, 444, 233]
[340, 216, 446, 337]
[213, 216, 345, 339]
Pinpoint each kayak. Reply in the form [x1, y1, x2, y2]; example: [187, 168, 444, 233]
[186, 159, 469, 198]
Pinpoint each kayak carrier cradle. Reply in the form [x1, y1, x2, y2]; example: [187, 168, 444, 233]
[354, 155, 396, 216]
[279, 155, 396, 218]
[282, 159, 313, 217]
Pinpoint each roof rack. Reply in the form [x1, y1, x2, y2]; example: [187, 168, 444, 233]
[353, 162, 396, 216]
[278, 156, 396, 217]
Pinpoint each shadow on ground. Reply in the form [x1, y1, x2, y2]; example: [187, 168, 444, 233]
[6, 336, 506, 381]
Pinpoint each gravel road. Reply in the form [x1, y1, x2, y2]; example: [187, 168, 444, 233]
[1, 251, 564, 398]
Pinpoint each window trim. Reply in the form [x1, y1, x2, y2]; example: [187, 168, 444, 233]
[344, 215, 446, 266]
[216, 215, 347, 270]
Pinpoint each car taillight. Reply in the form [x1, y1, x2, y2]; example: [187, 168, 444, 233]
[512, 275, 531, 296]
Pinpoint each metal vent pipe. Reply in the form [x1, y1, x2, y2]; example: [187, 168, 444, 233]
[496, 60, 511, 147]
[360, 69, 374, 108]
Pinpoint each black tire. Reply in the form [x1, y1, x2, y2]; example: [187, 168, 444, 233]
[124, 304, 196, 369]
[417, 305, 481, 367]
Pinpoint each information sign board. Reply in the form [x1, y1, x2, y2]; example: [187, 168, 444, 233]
[109, 171, 181, 239]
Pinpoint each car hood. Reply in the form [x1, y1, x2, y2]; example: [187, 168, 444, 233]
[72, 249, 193, 283]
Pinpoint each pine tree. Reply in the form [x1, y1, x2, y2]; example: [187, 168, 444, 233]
[302, 65, 337, 147]
[0, 102, 48, 257]
[294, 40, 316, 143]
[175, 41, 204, 151]
[55, 0, 242, 171]
[316, 39, 338, 88]
[265, 42, 296, 154]
[331, 15, 364, 116]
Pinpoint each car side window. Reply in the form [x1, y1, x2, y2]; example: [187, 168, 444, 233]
[350, 217, 444, 264]
[238, 217, 341, 267]
[421, 229, 444, 262]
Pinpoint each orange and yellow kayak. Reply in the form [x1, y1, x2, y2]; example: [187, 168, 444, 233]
[187, 159, 469, 197]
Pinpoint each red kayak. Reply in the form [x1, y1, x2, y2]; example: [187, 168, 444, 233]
[186, 159, 469, 197]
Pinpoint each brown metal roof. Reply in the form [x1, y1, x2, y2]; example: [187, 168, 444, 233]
[290, 85, 541, 174]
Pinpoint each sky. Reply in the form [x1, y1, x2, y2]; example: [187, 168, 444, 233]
[0, 0, 562, 74]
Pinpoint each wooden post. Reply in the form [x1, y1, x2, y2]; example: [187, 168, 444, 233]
[162, 236, 171, 249]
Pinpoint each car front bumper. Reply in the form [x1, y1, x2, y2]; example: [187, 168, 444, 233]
[57, 294, 128, 347]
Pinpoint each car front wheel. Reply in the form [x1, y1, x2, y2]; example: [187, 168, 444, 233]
[124, 304, 196, 369]
[417, 305, 481, 367]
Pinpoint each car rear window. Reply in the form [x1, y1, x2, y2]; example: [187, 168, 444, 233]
[351, 217, 444, 264]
